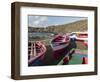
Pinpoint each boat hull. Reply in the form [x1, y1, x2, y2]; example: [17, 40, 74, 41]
[28, 41, 47, 66]
[51, 43, 70, 59]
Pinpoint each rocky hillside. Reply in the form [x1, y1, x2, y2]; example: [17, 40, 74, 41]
[28, 20, 87, 33]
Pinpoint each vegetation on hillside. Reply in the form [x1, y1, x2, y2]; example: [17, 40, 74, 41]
[28, 20, 87, 33]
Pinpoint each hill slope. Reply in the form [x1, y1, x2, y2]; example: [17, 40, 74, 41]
[28, 20, 87, 33]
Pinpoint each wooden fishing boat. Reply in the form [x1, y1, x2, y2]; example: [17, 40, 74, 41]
[28, 41, 47, 66]
[76, 32, 88, 47]
[51, 34, 70, 59]
[69, 32, 88, 47]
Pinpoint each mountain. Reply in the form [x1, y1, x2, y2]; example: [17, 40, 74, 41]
[28, 20, 87, 33]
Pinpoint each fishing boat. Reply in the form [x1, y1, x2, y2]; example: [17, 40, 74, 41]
[28, 41, 47, 66]
[51, 34, 70, 59]
[69, 32, 88, 64]
[69, 32, 88, 47]
[76, 32, 88, 47]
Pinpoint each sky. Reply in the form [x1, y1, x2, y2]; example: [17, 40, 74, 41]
[28, 15, 87, 28]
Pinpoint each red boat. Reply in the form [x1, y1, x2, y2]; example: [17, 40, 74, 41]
[69, 32, 88, 47]
[76, 32, 88, 47]
[51, 34, 70, 59]
[28, 41, 47, 66]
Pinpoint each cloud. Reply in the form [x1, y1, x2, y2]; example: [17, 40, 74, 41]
[31, 20, 40, 27]
[29, 16, 48, 27]
[54, 23, 59, 26]
[39, 16, 47, 21]
[33, 20, 40, 25]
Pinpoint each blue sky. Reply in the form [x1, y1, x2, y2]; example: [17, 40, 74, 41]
[28, 15, 87, 28]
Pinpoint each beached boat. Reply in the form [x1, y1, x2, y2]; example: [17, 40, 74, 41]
[28, 41, 47, 66]
[69, 32, 88, 47]
[76, 32, 88, 47]
[51, 34, 70, 59]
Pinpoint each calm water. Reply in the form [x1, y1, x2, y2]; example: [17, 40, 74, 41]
[28, 32, 55, 38]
